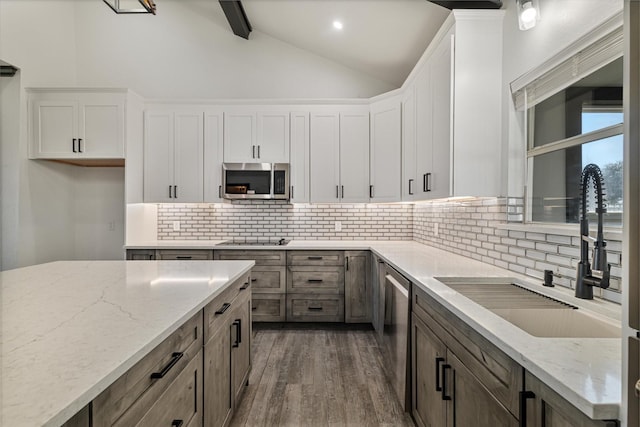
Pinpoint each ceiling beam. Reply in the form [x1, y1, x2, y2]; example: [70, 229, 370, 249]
[219, 0, 252, 40]
[428, 0, 503, 9]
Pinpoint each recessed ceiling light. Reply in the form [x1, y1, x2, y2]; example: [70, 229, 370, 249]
[333, 20, 343, 30]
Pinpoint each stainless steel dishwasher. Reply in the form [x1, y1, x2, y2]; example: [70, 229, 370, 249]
[382, 264, 410, 411]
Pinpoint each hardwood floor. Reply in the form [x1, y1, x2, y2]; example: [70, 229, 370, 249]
[230, 324, 415, 427]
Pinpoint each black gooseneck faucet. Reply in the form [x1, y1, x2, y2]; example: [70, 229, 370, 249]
[575, 164, 611, 299]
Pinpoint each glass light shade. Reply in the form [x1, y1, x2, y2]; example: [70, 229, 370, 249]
[517, 0, 540, 31]
[103, 0, 156, 14]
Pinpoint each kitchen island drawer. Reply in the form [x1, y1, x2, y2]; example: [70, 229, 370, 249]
[93, 311, 203, 427]
[203, 272, 251, 343]
[126, 350, 203, 427]
[287, 266, 344, 294]
[286, 294, 345, 322]
[214, 250, 286, 266]
[252, 293, 286, 322]
[287, 250, 344, 266]
[156, 249, 213, 260]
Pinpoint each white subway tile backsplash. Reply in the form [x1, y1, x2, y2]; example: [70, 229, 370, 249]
[155, 196, 622, 304]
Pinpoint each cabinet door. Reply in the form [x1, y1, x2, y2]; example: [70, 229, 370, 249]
[339, 111, 370, 202]
[523, 371, 613, 427]
[204, 110, 224, 202]
[401, 86, 417, 201]
[231, 293, 252, 406]
[173, 111, 204, 202]
[310, 111, 340, 202]
[428, 33, 453, 200]
[224, 111, 256, 162]
[370, 98, 401, 202]
[416, 62, 434, 201]
[31, 99, 78, 158]
[144, 111, 175, 202]
[345, 251, 371, 323]
[79, 94, 125, 158]
[447, 350, 518, 427]
[290, 111, 310, 203]
[204, 318, 232, 427]
[257, 111, 290, 163]
[412, 313, 447, 427]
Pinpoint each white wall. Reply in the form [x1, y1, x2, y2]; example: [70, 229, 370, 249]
[501, 0, 623, 198]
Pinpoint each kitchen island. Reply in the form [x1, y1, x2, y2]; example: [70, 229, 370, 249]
[1, 259, 254, 427]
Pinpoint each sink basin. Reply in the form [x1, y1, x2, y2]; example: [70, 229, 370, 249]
[436, 277, 620, 338]
[490, 308, 620, 338]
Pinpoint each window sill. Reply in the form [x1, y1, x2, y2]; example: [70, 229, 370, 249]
[497, 222, 622, 241]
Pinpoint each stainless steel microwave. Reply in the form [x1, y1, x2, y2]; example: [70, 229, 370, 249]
[222, 163, 289, 200]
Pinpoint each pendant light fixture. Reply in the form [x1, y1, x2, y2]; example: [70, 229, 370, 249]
[516, 0, 540, 31]
[103, 0, 156, 15]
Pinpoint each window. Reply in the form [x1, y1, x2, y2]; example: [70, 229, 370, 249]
[526, 57, 623, 226]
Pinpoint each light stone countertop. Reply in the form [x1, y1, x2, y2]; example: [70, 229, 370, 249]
[126, 239, 622, 420]
[1, 259, 254, 427]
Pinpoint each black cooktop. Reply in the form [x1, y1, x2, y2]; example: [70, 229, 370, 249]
[218, 239, 289, 246]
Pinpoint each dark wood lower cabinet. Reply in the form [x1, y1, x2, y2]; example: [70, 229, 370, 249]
[412, 313, 446, 427]
[523, 371, 619, 427]
[204, 320, 232, 427]
[447, 351, 517, 427]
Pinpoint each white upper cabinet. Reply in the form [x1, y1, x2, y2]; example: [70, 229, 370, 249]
[290, 112, 310, 203]
[340, 110, 370, 203]
[310, 110, 341, 203]
[370, 96, 401, 203]
[204, 109, 224, 202]
[223, 107, 290, 163]
[144, 109, 204, 203]
[402, 11, 504, 201]
[401, 85, 418, 201]
[310, 106, 369, 203]
[28, 90, 126, 161]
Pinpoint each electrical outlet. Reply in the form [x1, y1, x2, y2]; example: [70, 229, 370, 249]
[434, 223, 439, 236]
[335, 221, 342, 232]
[173, 221, 181, 231]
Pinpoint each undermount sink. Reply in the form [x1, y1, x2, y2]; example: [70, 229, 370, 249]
[436, 277, 621, 339]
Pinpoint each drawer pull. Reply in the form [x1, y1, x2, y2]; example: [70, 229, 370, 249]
[435, 357, 445, 392]
[251, 278, 257, 282]
[176, 256, 192, 260]
[240, 282, 249, 290]
[171, 420, 183, 427]
[519, 390, 536, 427]
[441, 364, 452, 401]
[307, 256, 323, 260]
[252, 306, 257, 311]
[308, 306, 323, 311]
[215, 303, 231, 315]
[307, 279, 324, 283]
[150, 352, 183, 379]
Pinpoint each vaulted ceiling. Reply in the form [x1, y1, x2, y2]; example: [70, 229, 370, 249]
[233, 0, 453, 87]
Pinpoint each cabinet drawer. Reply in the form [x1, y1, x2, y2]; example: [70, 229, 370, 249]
[203, 272, 251, 344]
[156, 250, 213, 260]
[93, 312, 203, 427]
[252, 293, 286, 322]
[126, 249, 157, 260]
[287, 250, 344, 266]
[412, 285, 521, 418]
[287, 294, 345, 322]
[214, 250, 286, 266]
[287, 266, 344, 294]
[249, 266, 286, 293]
[135, 350, 203, 427]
